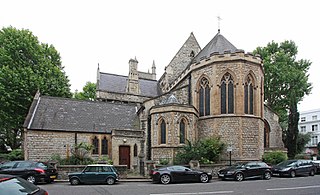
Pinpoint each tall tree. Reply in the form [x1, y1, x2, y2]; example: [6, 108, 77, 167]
[73, 82, 96, 101]
[0, 26, 71, 149]
[254, 40, 312, 158]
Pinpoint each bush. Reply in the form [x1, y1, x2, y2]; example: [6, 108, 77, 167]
[263, 151, 287, 165]
[0, 149, 23, 161]
[159, 158, 169, 165]
[175, 137, 225, 164]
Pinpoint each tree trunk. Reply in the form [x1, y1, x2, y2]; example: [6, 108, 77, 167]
[287, 102, 299, 159]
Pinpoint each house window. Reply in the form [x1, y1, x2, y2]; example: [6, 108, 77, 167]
[101, 137, 108, 155]
[312, 115, 317, 120]
[312, 124, 318, 132]
[221, 73, 234, 114]
[92, 136, 99, 154]
[311, 136, 318, 145]
[301, 117, 306, 122]
[160, 120, 166, 144]
[244, 76, 254, 114]
[179, 120, 186, 144]
[300, 126, 306, 132]
[134, 144, 138, 157]
[199, 77, 210, 116]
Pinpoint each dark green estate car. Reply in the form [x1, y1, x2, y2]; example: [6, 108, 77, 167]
[68, 164, 119, 185]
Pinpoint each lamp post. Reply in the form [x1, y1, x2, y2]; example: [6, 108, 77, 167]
[227, 146, 232, 166]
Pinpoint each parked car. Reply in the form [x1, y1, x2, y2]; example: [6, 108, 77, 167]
[0, 160, 58, 184]
[150, 165, 212, 184]
[312, 160, 320, 173]
[0, 174, 48, 195]
[218, 161, 272, 181]
[271, 159, 316, 177]
[68, 164, 119, 185]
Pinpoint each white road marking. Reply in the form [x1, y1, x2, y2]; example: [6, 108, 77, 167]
[150, 191, 233, 195]
[267, 185, 320, 191]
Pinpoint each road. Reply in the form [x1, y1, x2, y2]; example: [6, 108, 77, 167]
[41, 175, 320, 195]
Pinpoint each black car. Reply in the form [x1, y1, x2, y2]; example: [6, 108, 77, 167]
[0, 160, 58, 184]
[218, 161, 272, 181]
[271, 159, 316, 177]
[68, 164, 119, 185]
[0, 174, 48, 195]
[150, 165, 212, 184]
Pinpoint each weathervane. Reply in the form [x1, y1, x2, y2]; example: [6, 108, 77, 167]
[217, 16, 222, 33]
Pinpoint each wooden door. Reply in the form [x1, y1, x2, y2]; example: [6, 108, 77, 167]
[119, 146, 130, 169]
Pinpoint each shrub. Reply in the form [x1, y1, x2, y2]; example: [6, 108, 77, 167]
[159, 158, 169, 165]
[0, 149, 23, 161]
[175, 137, 225, 164]
[263, 151, 287, 165]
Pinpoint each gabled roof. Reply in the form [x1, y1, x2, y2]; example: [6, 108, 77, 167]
[193, 31, 237, 63]
[24, 96, 139, 133]
[98, 72, 159, 97]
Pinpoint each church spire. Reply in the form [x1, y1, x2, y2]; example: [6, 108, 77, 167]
[151, 60, 156, 80]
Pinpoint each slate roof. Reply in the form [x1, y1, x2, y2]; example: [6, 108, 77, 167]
[24, 96, 139, 133]
[193, 31, 237, 63]
[98, 72, 159, 97]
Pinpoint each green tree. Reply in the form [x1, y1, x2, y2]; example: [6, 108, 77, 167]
[254, 40, 312, 158]
[73, 81, 96, 100]
[0, 26, 71, 149]
[296, 133, 311, 154]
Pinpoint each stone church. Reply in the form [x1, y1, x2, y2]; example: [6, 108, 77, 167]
[23, 30, 284, 169]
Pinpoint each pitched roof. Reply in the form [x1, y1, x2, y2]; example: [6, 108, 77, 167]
[193, 31, 237, 63]
[24, 96, 139, 133]
[98, 72, 159, 97]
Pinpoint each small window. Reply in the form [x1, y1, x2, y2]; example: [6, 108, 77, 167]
[312, 125, 318, 132]
[301, 117, 306, 122]
[300, 126, 306, 132]
[101, 137, 108, 155]
[92, 136, 99, 154]
[312, 115, 317, 120]
[311, 136, 318, 145]
[160, 120, 166, 144]
[134, 144, 138, 157]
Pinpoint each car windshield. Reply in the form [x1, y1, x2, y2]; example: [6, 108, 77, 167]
[0, 177, 39, 195]
[277, 160, 296, 167]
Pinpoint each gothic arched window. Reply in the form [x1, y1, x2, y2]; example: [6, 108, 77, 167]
[199, 77, 210, 116]
[101, 136, 108, 155]
[244, 76, 254, 114]
[179, 119, 186, 144]
[92, 136, 99, 154]
[160, 120, 166, 144]
[221, 73, 234, 114]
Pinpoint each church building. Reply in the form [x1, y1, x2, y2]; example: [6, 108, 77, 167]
[23, 30, 284, 168]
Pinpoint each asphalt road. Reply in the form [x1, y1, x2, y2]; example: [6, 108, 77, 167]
[41, 175, 320, 195]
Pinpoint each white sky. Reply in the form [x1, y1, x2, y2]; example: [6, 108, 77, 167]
[1, 0, 319, 112]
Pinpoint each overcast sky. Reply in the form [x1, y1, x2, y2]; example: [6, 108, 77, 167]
[1, 0, 319, 112]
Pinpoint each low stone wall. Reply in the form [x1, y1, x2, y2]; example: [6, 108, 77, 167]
[56, 165, 127, 180]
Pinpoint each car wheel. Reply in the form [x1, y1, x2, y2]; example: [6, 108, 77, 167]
[290, 170, 296, 178]
[26, 175, 36, 184]
[106, 177, 115, 185]
[160, 174, 171, 185]
[70, 178, 80, 185]
[309, 169, 315, 176]
[235, 173, 244, 181]
[264, 171, 271, 180]
[199, 173, 209, 183]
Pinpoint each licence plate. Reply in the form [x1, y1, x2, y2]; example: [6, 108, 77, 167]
[50, 175, 56, 179]
[218, 174, 224, 177]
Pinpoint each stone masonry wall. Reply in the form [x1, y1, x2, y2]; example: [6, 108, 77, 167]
[197, 116, 264, 160]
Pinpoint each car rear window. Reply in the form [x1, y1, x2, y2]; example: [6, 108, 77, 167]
[0, 177, 39, 195]
[35, 162, 48, 169]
